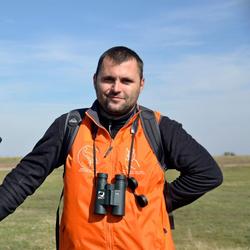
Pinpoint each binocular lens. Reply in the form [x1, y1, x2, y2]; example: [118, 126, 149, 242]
[135, 194, 148, 207]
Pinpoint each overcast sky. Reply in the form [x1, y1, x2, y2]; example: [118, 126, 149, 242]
[0, 0, 249, 156]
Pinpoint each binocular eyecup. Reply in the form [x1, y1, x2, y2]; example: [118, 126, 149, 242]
[127, 177, 148, 208]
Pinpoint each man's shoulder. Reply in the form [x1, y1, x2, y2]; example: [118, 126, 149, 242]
[139, 105, 180, 126]
[59, 108, 89, 129]
[58, 108, 88, 120]
[159, 115, 182, 130]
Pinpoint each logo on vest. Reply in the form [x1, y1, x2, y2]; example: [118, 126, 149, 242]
[77, 145, 98, 173]
[124, 148, 145, 175]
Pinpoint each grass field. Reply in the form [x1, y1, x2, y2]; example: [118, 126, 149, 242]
[0, 156, 249, 250]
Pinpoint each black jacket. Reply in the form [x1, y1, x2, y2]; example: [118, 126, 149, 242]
[0, 104, 223, 220]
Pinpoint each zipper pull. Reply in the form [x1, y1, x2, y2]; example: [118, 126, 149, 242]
[104, 145, 113, 158]
[131, 117, 139, 134]
[108, 121, 112, 135]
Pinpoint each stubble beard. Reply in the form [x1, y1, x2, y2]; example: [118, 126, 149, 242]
[98, 92, 138, 117]
[103, 97, 131, 116]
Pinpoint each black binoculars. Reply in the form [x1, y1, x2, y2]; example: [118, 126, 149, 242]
[94, 173, 127, 216]
[94, 173, 148, 217]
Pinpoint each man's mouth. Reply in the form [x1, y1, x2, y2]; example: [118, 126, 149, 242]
[108, 95, 123, 100]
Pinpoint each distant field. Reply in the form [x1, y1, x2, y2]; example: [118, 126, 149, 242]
[1, 155, 250, 169]
[214, 155, 250, 167]
[0, 157, 21, 170]
[0, 156, 250, 249]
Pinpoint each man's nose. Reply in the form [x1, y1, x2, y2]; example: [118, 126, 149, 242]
[111, 81, 121, 92]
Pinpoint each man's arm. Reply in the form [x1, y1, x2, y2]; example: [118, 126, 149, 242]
[159, 116, 223, 212]
[0, 113, 67, 221]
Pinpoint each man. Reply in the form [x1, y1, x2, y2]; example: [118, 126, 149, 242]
[0, 46, 223, 249]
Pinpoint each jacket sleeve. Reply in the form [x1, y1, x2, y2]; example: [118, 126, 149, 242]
[0, 113, 67, 221]
[159, 116, 223, 212]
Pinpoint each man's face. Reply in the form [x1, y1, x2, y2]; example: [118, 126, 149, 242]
[93, 57, 144, 116]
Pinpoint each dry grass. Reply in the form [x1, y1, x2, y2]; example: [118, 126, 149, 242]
[0, 157, 250, 249]
[0, 157, 21, 170]
[1, 155, 250, 170]
[214, 155, 250, 168]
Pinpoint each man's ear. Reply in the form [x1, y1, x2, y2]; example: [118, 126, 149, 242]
[140, 78, 145, 92]
[93, 74, 97, 90]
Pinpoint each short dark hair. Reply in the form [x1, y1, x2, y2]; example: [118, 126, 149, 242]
[95, 46, 144, 79]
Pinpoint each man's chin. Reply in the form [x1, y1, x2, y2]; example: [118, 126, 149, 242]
[105, 105, 128, 117]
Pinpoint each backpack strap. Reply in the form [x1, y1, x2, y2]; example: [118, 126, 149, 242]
[139, 106, 167, 171]
[61, 108, 87, 163]
[56, 108, 87, 250]
[139, 106, 174, 229]
[55, 190, 64, 250]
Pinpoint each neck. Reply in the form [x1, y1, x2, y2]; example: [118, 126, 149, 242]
[99, 105, 137, 121]
[97, 104, 137, 138]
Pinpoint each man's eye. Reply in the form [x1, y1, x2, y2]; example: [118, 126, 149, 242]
[102, 77, 114, 83]
[122, 79, 133, 84]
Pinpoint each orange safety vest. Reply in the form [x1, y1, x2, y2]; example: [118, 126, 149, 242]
[59, 109, 175, 250]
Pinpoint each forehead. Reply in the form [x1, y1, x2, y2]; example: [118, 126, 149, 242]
[99, 57, 140, 77]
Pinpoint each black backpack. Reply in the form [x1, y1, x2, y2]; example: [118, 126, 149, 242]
[56, 106, 173, 249]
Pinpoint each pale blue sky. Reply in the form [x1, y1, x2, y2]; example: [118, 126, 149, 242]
[0, 0, 249, 156]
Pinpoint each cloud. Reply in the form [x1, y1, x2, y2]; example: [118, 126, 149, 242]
[0, 38, 97, 65]
[164, 0, 244, 22]
[0, 17, 15, 24]
[0, 0, 249, 156]
[0, 38, 98, 102]
[142, 46, 250, 102]
[112, 0, 249, 50]
[139, 46, 250, 155]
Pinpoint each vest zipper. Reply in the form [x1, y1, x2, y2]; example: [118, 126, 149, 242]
[107, 222, 113, 250]
[104, 144, 113, 158]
